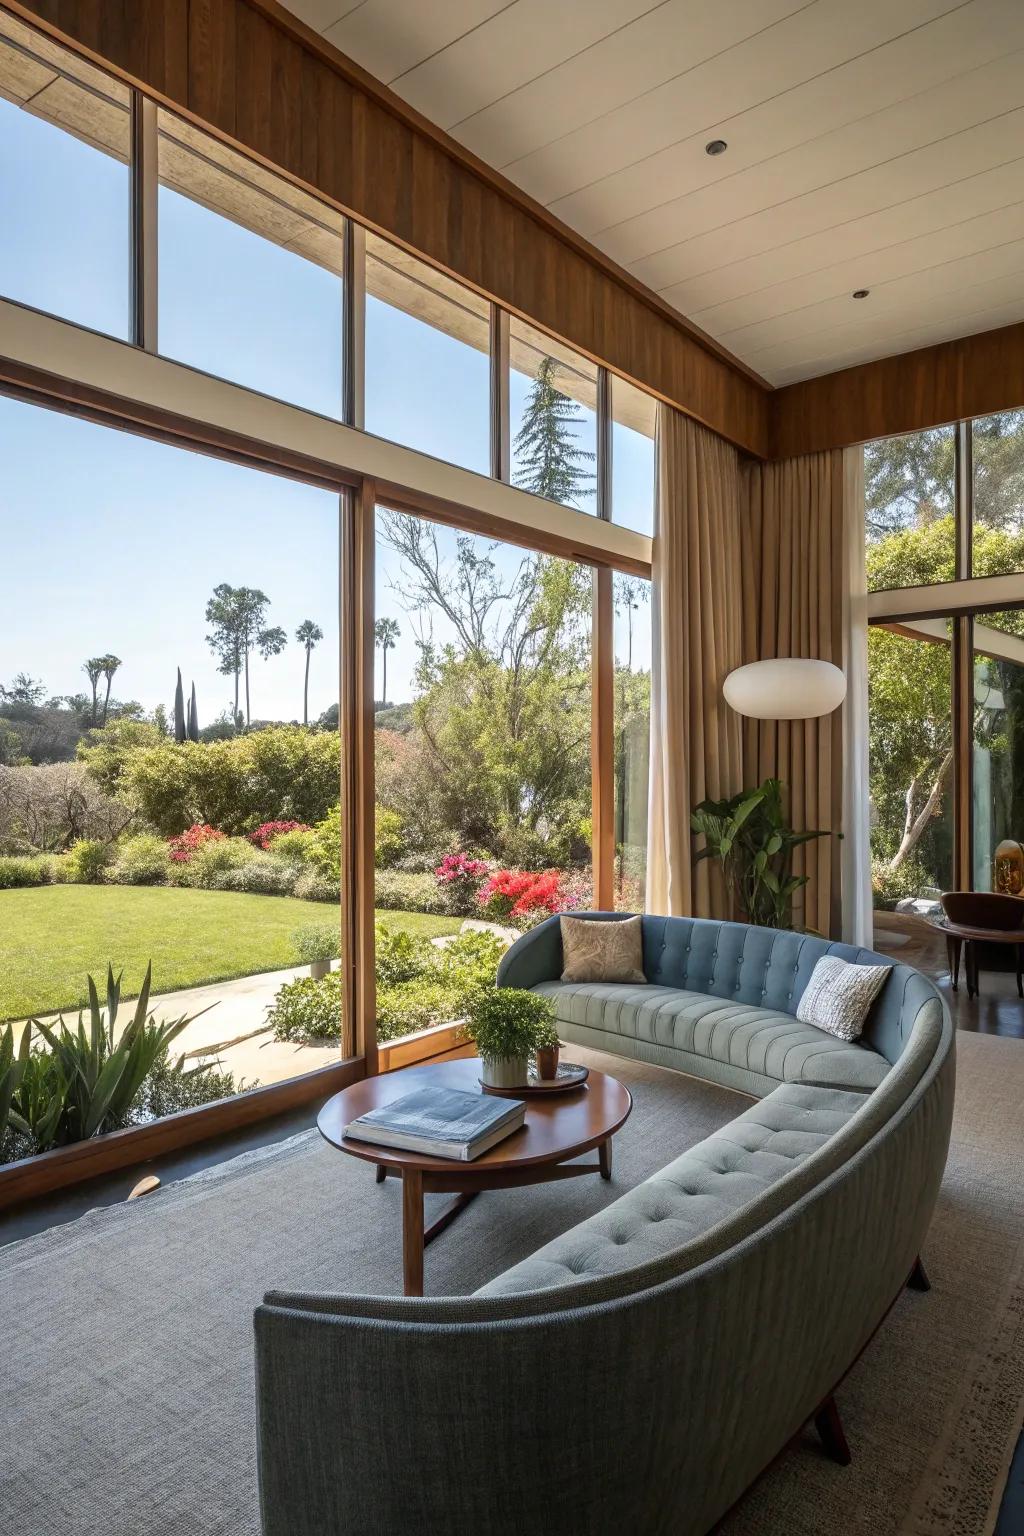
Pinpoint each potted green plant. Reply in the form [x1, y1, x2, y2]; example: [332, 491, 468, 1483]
[691, 777, 830, 931]
[292, 923, 339, 980]
[468, 988, 556, 1088]
[534, 1018, 562, 1081]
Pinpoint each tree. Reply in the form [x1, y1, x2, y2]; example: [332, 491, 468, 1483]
[374, 617, 400, 708]
[295, 619, 324, 726]
[173, 669, 186, 745]
[205, 584, 287, 729]
[513, 355, 595, 505]
[188, 681, 200, 744]
[614, 576, 649, 671]
[2, 673, 46, 707]
[82, 658, 104, 724]
[378, 513, 591, 863]
[99, 654, 121, 727]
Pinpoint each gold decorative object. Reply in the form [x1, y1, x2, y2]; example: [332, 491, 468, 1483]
[993, 840, 1024, 895]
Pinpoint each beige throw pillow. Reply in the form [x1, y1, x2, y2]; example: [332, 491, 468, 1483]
[560, 915, 646, 984]
[796, 955, 892, 1042]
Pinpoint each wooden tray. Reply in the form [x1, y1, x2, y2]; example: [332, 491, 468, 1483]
[481, 1063, 590, 1097]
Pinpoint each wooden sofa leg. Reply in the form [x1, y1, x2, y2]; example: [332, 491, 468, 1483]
[813, 1395, 852, 1466]
[907, 1255, 930, 1292]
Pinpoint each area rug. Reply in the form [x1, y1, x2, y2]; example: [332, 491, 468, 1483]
[2, 1036, 1022, 1536]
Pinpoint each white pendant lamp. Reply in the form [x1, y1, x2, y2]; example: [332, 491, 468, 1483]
[723, 658, 846, 720]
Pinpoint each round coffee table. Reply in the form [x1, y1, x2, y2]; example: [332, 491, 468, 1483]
[318, 1057, 632, 1296]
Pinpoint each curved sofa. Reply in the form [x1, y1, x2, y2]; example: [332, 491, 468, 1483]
[254, 914, 955, 1536]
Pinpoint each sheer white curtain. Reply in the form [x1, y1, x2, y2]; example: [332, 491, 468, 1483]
[841, 445, 872, 945]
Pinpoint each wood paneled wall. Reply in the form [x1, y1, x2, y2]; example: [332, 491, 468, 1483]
[7, 0, 771, 457]
[772, 320, 1024, 456]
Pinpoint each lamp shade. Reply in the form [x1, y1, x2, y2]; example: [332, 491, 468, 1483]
[723, 659, 846, 720]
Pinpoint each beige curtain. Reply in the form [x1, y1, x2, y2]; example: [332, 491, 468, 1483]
[739, 452, 846, 936]
[646, 402, 848, 934]
[646, 407, 744, 916]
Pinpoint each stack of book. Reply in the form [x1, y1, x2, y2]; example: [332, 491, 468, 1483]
[344, 1086, 526, 1161]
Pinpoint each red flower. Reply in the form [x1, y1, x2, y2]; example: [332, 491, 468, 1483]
[167, 824, 225, 863]
[249, 820, 309, 850]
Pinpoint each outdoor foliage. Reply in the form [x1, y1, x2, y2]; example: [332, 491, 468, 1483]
[0, 965, 242, 1163]
[63, 838, 110, 885]
[291, 922, 339, 965]
[0, 761, 135, 854]
[80, 724, 340, 836]
[268, 925, 507, 1045]
[250, 820, 309, 850]
[0, 856, 52, 890]
[109, 833, 171, 885]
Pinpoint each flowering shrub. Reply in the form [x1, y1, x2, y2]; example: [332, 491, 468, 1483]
[249, 820, 309, 851]
[478, 868, 562, 922]
[434, 851, 491, 915]
[477, 866, 594, 926]
[166, 823, 225, 864]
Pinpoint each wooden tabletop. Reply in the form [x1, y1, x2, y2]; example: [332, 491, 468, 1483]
[317, 1057, 633, 1175]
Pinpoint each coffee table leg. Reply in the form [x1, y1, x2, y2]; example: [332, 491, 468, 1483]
[599, 1136, 613, 1181]
[402, 1169, 425, 1297]
[375, 1163, 387, 1184]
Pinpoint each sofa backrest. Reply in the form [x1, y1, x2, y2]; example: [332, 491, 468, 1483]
[496, 912, 935, 1066]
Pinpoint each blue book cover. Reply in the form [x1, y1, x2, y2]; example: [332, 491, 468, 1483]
[345, 1086, 526, 1160]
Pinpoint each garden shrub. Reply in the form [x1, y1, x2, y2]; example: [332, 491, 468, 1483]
[64, 838, 111, 884]
[266, 826, 316, 862]
[374, 807, 405, 869]
[109, 833, 170, 885]
[304, 804, 341, 881]
[292, 869, 339, 903]
[134, 1055, 250, 1119]
[173, 836, 258, 889]
[83, 724, 341, 835]
[249, 820, 309, 850]
[374, 870, 450, 915]
[292, 923, 339, 965]
[0, 855, 50, 889]
[434, 852, 490, 915]
[167, 823, 225, 863]
[268, 924, 507, 1046]
[215, 857, 300, 896]
[871, 857, 932, 910]
[267, 971, 343, 1043]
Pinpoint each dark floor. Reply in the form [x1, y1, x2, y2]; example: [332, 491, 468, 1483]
[4, 937, 1022, 1530]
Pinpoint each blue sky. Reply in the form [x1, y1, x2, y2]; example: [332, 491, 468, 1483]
[1, 95, 652, 720]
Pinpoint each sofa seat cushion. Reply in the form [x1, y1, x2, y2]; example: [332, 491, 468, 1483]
[476, 1083, 866, 1298]
[534, 980, 889, 1092]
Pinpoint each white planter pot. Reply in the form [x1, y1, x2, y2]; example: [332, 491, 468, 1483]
[480, 1054, 529, 1088]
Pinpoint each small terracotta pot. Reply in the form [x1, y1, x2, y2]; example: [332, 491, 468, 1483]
[536, 1045, 560, 1080]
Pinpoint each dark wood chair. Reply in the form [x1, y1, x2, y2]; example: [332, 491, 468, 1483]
[939, 891, 1024, 998]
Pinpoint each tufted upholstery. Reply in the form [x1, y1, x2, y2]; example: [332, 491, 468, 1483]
[256, 917, 954, 1536]
[532, 980, 889, 1093]
[477, 1083, 866, 1296]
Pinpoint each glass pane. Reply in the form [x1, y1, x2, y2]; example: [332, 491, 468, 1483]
[973, 610, 1024, 892]
[0, 14, 130, 337]
[510, 319, 597, 513]
[868, 621, 954, 949]
[0, 394, 348, 1169]
[611, 376, 656, 537]
[971, 411, 1024, 578]
[373, 510, 593, 1050]
[365, 233, 490, 473]
[614, 575, 651, 909]
[864, 427, 956, 592]
[158, 109, 344, 417]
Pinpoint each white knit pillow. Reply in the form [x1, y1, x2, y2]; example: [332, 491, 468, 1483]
[796, 956, 892, 1042]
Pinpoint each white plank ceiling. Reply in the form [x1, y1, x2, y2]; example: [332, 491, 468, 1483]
[282, 0, 1024, 385]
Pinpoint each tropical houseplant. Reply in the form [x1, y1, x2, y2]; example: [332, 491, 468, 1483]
[691, 777, 830, 931]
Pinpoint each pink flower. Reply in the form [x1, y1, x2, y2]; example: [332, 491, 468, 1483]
[167, 824, 225, 863]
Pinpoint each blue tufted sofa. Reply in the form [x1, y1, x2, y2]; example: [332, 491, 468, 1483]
[255, 915, 954, 1536]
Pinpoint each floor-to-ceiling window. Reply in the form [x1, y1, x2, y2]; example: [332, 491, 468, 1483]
[865, 415, 1024, 947]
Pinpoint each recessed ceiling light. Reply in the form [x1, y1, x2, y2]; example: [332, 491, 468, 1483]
[852, 289, 870, 299]
[705, 139, 728, 156]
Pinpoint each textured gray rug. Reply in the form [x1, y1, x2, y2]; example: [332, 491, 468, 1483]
[2, 1037, 1023, 1536]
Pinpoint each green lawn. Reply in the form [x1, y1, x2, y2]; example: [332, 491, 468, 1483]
[0, 886, 460, 1021]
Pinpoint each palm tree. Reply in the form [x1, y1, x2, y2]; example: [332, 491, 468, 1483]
[99, 654, 121, 726]
[83, 657, 104, 726]
[295, 619, 323, 726]
[374, 617, 400, 707]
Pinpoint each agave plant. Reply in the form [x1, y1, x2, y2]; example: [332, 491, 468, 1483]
[691, 777, 830, 931]
[27, 965, 208, 1145]
[0, 1022, 31, 1145]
